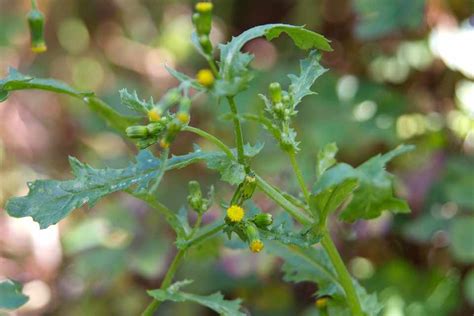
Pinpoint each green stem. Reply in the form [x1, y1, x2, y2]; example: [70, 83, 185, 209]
[288, 150, 311, 204]
[255, 174, 312, 226]
[226, 96, 246, 167]
[185, 223, 225, 247]
[142, 249, 186, 316]
[206, 57, 219, 77]
[182, 126, 234, 160]
[321, 231, 364, 316]
[141, 221, 224, 316]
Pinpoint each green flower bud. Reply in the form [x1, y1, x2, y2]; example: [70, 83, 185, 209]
[187, 181, 203, 212]
[199, 35, 213, 55]
[269, 82, 282, 103]
[252, 213, 273, 228]
[146, 122, 165, 135]
[245, 222, 260, 242]
[27, 1, 47, 54]
[193, 3, 212, 35]
[136, 137, 157, 149]
[282, 94, 290, 105]
[126, 125, 149, 139]
[240, 173, 256, 201]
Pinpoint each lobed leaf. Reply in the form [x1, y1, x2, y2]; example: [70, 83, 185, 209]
[0, 68, 138, 132]
[0, 279, 29, 310]
[312, 145, 414, 222]
[5, 149, 218, 229]
[148, 280, 246, 316]
[119, 89, 153, 114]
[315, 142, 338, 179]
[266, 242, 382, 316]
[288, 50, 328, 108]
[216, 24, 332, 96]
[0, 67, 93, 100]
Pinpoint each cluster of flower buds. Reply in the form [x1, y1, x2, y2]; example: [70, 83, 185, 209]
[27, 0, 47, 53]
[187, 181, 213, 214]
[266, 82, 297, 122]
[125, 92, 190, 149]
[192, 2, 214, 55]
[224, 204, 273, 253]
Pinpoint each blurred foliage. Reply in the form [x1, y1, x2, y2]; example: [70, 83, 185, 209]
[0, 0, 473, 315]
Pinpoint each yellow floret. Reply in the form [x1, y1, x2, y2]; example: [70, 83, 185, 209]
[31, 43, 47, 53]
[196, 69, 215, 87]
[249, 239, 264, 253]
[177, 112, 190, 124]
[160, 139, 169, 148]
[315, 297, 329, 309]
[148, 108, 162, 122]
[195, 2, 213, 13]
[226, 205, 244, 222]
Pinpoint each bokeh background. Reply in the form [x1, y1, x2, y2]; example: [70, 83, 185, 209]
[1, 0, 473, 315]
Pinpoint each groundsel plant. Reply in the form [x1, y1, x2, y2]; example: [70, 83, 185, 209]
[0, 1, 414, 315]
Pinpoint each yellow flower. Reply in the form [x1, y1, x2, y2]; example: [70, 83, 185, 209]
[31, 43, 47, 53]
[177, 112, 190, 124]
[249, 239, 264, 253]
[195, 2, 213, 13]
[160, 139, 169, 148]
[226, 205, 244, 222]
[315, 297, 329, 309]
[148, 108, 162, 122]
[196, 69, 215, 87]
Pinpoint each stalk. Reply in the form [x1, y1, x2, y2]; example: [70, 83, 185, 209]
[288, 150, 311, 203]
[321, 232, 364, 316]
[226, 96, 246, 167]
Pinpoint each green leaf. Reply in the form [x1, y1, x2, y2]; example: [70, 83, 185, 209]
[266, 242, 382, 316]
[0, 67, 93, 100]
[309, 178, 359, 224]
[205, 143, 263, 185]
[316, 142, 338, 179]
[5, 148, 217, 229]
[313, 145, 414, 222]
[0, 279, 29, 310]
[119, 89, 153, 114]
[0, 68, 138, 132]
[148, 280, 246, 316]
[260, 214, 321, 247]
[217, 24, 332, 96]
[450, 216, 474, 263]
[288, 50, 327, 107]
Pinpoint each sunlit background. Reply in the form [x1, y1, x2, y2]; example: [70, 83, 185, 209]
[0, 0, 473, 315]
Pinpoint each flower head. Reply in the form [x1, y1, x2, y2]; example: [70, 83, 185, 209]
[148, 108, 162, 122]
[160, 139, 170, 148]
[249, 239, 264, 253]
[226, 205, 244, 222]
[315, 297, 329, 309]
[196, 69, 215, 87]
[195, 2, 213, 13]
[177, 112, 190, 124]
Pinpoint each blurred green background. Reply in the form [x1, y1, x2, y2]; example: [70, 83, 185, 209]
[0, 0, 473, 315]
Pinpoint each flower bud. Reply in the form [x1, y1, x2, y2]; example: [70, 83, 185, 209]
[193, 3, 212, 35]
[196, 69, 215, 87]
[159, 139, 170, 148]
[252, 213, 273, 228]
[269, 82, 282, 103]
[126, 125, 148, 139]
[240, 173, 256, 201]
[136, 137, 157, 149]
[27, 1, 47, 53]
[187, 181, 203, 212]
[282, 94, 290, 105]
[246, 223, 264, 253]
[199, 35, 213, 55]
[146, 122, 165, 135]
[177, 112, 190, 124]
